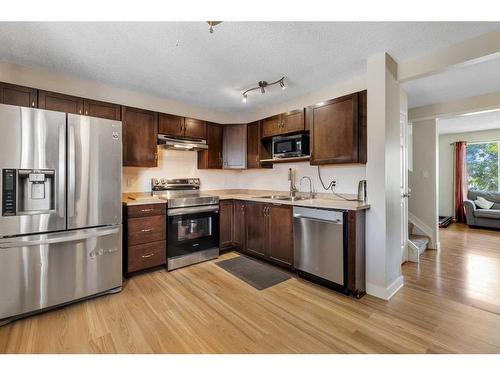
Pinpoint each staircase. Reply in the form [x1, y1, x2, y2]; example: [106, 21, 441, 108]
[408, 222, 430, 262]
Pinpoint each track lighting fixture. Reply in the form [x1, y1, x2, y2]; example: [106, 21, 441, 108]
[242, 77, 286, 103]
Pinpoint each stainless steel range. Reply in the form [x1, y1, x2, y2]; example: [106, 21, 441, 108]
[152, 178, 219, 270]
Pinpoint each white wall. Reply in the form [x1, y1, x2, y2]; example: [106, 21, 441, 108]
[123, 147, 366, 195]
[408, 119, 439, 249]
[365, 53, 403, 300]
[438, 128, 500, 217]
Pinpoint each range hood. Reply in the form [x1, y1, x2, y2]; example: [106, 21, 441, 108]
[158, 135, 208, 151]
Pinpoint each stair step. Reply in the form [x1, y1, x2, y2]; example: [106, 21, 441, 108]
[409, 235, 429, 255]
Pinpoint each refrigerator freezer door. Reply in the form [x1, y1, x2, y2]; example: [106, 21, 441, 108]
[0, 225, 122, 321]
[0, 104, 66, 237]
[67, 114, 122, 229]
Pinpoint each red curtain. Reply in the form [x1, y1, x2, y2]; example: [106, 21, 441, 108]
[454, 141, 468, 222]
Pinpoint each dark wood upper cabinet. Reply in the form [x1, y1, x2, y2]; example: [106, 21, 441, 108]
[262, 115, 282, 138]
[158, 113, 184, 137]
[0, 82, 37, 108]
[184, 117, 206, 139]
[159, 114, 206, 140]
[282, 109, 305, 134]
[244, 202, 267, 257]
[197, 123, 223, 169]
[308, 90, 366, 165]
[267, 205, 294, 268]
[247, 121, 272, 168]
[83, 98, 121, 121]
[358, 90, 367, 164]
[219, 200, 234, 249]
[38, 90, 84, 115]
[233, 201, 246, 250]
[261, 109, 305, 139]
[122, 106, 158, 167]
[223, 124, 247, 169]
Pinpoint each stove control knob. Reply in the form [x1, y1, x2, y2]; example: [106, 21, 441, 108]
[152, 178, 159, 186]
[160, 178, 167, 185]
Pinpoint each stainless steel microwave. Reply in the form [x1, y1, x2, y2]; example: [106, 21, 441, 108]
[272, 134, 310, 158]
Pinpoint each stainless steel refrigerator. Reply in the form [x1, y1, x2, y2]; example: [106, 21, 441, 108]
[0, 104, 123, 325]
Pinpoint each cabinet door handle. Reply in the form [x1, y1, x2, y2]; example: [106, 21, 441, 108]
[79, 109, 82, 114]
[141, 228, 153, 232]
[31, 101, 35, 107]
[141, 208, 153, 212]
[141, 253, 155, 258]
[85, 110, 88, 115]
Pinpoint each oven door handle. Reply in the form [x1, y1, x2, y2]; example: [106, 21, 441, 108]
[167, 205, 219, 216]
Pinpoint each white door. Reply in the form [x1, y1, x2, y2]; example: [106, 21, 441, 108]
[400, 110, 410, 263]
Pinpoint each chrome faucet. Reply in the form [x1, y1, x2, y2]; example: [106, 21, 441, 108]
[300, 176, 316, 199]
[288, 168, 298, 198]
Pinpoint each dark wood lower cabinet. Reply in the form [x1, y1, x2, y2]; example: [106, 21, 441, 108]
[267, 205, 294, 268]
[346, 210, 366, 298]
[127, 241, 167, 273]
[244, 201, 267, 258]
[233, 200, 246, 249]
[240, 201, 294, 270]
[219, 200, 234, 249]
[123, 203, 167, 276]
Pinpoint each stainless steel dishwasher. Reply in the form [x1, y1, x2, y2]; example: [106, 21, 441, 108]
[293, 207, 348, 294]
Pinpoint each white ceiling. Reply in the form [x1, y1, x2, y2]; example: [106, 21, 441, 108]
[438, 109, 500, 135]
[402, 57, 500, 109]
[0, 22, 499, 114]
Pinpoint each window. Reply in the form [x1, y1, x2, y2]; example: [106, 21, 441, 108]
[466, 142, 499, 192]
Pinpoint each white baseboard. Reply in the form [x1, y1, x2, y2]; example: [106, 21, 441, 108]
[366, 276, 404, 300]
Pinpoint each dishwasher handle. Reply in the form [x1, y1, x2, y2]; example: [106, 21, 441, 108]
[293, 214, 343, 225]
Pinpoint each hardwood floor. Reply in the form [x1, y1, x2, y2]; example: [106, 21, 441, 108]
[404, 223, 500, 315]
[1, 224, 500, 353]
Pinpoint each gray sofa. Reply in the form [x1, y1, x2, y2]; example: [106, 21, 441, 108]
[464, 191, 500, 229]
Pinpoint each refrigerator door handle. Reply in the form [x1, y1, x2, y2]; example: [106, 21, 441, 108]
[67, 123, 76, 220]
[57, 122, 66, 219]
[0, 227, 120, 249]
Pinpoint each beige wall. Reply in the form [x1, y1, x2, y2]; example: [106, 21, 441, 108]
[365, 53, 403, 300]
[0, 61, 237, 124]
[409, 119, 439, 249]
[439, 128, 500, 217]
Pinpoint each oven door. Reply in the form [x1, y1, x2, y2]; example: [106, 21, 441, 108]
[167, 205, 219, 269]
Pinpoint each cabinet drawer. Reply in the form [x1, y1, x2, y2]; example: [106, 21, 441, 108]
[128, 215, 166, 246]
[128, 240, 166, 273]
[127, 204, 166, 218]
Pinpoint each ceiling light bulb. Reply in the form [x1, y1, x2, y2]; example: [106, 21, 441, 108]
[242, 94, 247, 103]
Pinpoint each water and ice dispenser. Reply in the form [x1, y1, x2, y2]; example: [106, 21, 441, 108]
[2, 169, 55, 216]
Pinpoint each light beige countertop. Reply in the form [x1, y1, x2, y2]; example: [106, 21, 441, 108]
[122, 192, 167, 206]
[123, 189, 369, 211]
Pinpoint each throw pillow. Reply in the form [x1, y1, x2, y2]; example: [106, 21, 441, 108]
[475, 196, 495, 209]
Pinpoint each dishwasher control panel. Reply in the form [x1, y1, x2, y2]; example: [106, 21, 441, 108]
[292, 206, 343, 223]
